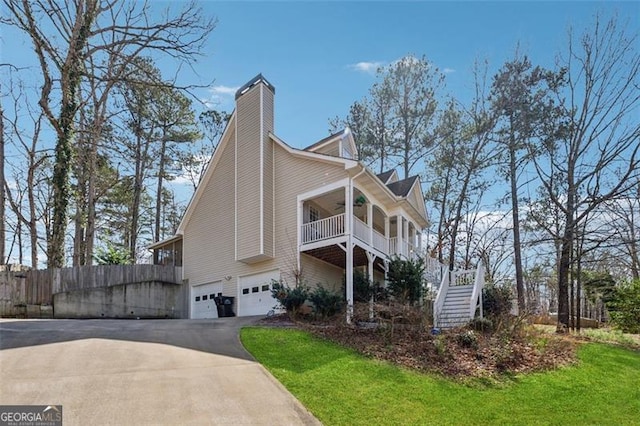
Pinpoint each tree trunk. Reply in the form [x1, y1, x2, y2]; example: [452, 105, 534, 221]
[0, 101, 5, 264]
[72, 138, 87, 266]
[509, 140, 525, 314]
[48, 1, 98, 268]
[155, 137, 168, 243]
[557, 219, 573, 333]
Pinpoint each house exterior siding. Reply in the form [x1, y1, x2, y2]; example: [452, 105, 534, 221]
[300, 254, 344, 292]
[160, 75, 429, 319]
[236, 82, 275, 262]
[183, 117, 350, 315]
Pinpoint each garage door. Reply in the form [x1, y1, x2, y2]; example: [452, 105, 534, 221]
[192, 281, 223, 319]
[238, 270, 280, 316]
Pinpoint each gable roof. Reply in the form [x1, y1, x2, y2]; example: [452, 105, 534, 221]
[304, 129, 345, 151]
[376, 170, 396, 184]
[303, 128, 358, 160]
[386, 175, 420, 197]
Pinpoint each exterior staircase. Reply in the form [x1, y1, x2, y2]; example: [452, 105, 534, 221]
[433, 264, 484, 329]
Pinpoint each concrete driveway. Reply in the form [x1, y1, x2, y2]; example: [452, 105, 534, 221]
[0, 317, 320, 425]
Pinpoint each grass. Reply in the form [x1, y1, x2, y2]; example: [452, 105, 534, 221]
[580, 327, 640, 348]
[241, 327, 640, 425]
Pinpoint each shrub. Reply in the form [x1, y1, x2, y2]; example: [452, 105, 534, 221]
[343, 270, 387, 303]
[482, 284, 513, 320]
[607, 279, 640, 334]
[93, 244, 131, 265]
[271, 280, 309, 319]
[469, 317, 494, 333]
[309, 285, 344, 319]
[386, 256, 425, 305]
[455, 330, 478, 349]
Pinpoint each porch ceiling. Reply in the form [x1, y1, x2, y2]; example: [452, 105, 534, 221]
[303, 245, 387, 272]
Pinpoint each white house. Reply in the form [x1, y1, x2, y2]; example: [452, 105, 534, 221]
[150, 74, 482, 326]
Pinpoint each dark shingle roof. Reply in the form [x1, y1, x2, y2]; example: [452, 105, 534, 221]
[376, 170, 395, 184]
[386, 175, 419, 197]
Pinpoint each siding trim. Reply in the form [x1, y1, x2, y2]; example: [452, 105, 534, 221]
[234, 107, 239, 261]
[259, 83, 265, 255]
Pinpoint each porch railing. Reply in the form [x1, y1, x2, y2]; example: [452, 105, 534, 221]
[452, 270, 476, 286]
[372, 229, 388, 253]
[301, 213, 345, 244]
[353, 216, 370, 244]
[388, 237, 416, 259]
[302, 214, 406, 257]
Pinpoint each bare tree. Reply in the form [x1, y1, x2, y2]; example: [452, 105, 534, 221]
[0, 94, 5, 264]
[3, 79, 51, 268]
[532, 15, 640, 332]
[445, 62, 496, 270]
[2, 0, 215, 267]
[601, 185, 640, 280]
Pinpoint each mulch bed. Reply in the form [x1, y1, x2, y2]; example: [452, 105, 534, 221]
[257, 313, 578, 380]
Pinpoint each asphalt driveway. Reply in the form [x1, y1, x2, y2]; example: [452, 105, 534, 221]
[0, 317, 320, 425]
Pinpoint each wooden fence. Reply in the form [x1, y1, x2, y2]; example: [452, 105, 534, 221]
[1, 264, 183, 313]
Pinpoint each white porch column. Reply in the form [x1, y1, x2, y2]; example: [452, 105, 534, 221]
[384, 216, 390, 254]
[366, 251, 375, 320]
[403, 218, 409, 257]
[367, 203, 373, 245]
[396, 216, 403, 257]
[345, 184, 353, 323]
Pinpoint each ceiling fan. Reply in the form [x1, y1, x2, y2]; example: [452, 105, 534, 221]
[336, 194, 367, 209]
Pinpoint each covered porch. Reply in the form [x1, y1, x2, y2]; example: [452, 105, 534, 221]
[299, 187, 422, 260]
[297, 182, 424, 322]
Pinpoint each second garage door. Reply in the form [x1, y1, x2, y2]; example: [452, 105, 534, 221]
[238, 270, 280, 316]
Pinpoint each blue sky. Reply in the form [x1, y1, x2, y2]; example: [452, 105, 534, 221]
[2, 1, 637, 148]
[167, 1, 638, 148]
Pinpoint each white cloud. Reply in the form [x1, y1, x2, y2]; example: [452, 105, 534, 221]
[202, 84, 240, 109]
[348, 61, 384, 74]
[209, 85, 239, 96]
[443, 68, 456, 74]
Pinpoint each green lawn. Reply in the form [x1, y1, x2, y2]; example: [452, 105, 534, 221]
[240, 327, 640, 426]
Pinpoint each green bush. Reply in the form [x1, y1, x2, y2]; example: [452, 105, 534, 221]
[482, 284, 513, 320]
[455, 330, 479, 349]
[309, 285, 344, 319]
[271, 280, 309, 319]
[386, 256, 425, 305]
[93, 244, 131, 265]
[469, 317, 494, 333]
[607, 279, 640, 334]
[343, 269, 387, 303]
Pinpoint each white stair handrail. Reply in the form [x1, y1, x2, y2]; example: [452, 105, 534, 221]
[433, 269, 451, 327]
[469, 263, 485, 319]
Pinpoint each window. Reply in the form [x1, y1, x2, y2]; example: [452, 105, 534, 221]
[262, 285, 270, 292]
[252, 286, 259, 293]
[195, 296, 201, 302]
[210, 294, 216, 299]
[202, 295, 207, 300]
[309, 205, 320, 222]
[242, 288, 249, 295]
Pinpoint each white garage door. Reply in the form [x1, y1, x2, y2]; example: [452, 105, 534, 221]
[192, 281, 223, 319]
[238, 270, 280, 316]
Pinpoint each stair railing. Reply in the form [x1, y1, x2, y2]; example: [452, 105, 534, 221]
[433, 269, 451, 328]
[469, 263, 485, 320]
